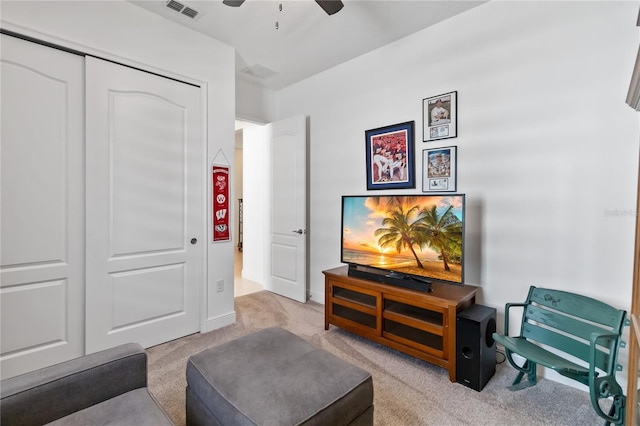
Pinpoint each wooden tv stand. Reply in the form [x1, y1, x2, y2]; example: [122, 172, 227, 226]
[323, 266, 477, 382]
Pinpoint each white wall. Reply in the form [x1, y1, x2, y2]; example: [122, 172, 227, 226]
[277, 1, 640, 387]
[277, 1, 640, 386]
[278, 0, 639, 307]
[237, 77, 277, 124]
[234, 130, 244, 252]
[241, 122, 269, 284]
[276, 0, 639, 384]
[1, 0, 238, 332]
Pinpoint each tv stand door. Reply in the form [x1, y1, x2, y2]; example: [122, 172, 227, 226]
[325, 280, 381, 338]
[382, 293, 446, 358]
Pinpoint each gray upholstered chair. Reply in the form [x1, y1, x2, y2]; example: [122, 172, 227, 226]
[0, 343, 173, 426]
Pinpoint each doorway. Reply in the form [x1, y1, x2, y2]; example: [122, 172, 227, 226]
[233, 116, 308, 302]
[234, 121, 263, 297]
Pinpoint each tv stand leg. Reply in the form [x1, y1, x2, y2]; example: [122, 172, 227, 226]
[325, 284, 331, 330]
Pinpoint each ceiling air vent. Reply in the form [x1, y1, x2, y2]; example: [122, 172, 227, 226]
[165, 0, 202, 20]
[241, 64, 278, 80]
[166, 0, 183, 12]
[181, 7, 199, 19]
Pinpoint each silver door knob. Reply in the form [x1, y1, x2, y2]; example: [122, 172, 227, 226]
[292, 229, 306, 235]
[191, 238, 198, 244]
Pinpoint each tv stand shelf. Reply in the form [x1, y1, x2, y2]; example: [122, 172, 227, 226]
[323, 266, 477, 382]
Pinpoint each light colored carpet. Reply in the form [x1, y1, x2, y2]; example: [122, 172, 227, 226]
[147, 290, 603, 425]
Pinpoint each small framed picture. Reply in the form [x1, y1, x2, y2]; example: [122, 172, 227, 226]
[423, 91, 457, 142]
[422, 146, 457, 192]
[365, 121, 415, 190]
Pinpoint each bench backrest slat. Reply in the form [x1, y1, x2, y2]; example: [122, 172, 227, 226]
[520, 286, 626, 374]
[525, 305, 617, 348]
[523, 322, 612, 372]
[528, 287, 622, 327]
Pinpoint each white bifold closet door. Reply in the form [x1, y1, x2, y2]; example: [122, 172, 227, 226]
[1, 36, 204, 379]
[85, 57, 203, 353]
[0, 35, 85, 379]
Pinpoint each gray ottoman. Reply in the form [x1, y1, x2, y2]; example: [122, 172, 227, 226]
[186, 327, 373, 426]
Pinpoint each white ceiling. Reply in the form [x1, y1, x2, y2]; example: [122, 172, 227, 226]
[132, 0, 486, 90]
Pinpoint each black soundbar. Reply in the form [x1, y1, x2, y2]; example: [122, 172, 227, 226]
[347, 264, 432, 293]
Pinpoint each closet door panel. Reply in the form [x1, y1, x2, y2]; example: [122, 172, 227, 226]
[0, 35, 84, 379]
[109, 93, 185, 255]
[1, 60, 66, 265]
[85, 57, 203, 353]
[1, 280, 67, 354]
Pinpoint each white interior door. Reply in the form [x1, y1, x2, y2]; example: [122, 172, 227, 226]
[85, 57, 203, 353]
[0, 35, 84, 378]
[268, 115, 308, 303]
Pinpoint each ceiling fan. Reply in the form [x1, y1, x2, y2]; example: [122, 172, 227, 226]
[222, 0, 344, 16]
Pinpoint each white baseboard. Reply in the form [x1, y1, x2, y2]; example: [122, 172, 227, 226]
[242, 270, 263, 284]
[201, 311, 236, 333]
[309, 290, 324, 304]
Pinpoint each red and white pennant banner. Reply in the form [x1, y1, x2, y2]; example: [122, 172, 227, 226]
[212, 165, 230, 242]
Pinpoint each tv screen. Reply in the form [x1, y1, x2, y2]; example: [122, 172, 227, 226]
[341, 194, 465, 286]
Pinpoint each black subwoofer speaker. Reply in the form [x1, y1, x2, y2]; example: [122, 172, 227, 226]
[456, 304, 496, 391]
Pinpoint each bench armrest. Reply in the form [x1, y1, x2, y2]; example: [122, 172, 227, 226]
[588, 331, 622, 381]
[1, 343, 148, 426]
[588, 332, 625, 424]
[503, 302, 528, 337]
[589, 331, 623, 373]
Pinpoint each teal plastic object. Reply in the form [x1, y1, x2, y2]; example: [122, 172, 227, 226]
[492, 286, 627, 425]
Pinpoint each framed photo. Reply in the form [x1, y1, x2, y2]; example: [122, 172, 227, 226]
[365, 121, 415, 190]
[422, 146, 457, 192]
[423, 91, 457, 142]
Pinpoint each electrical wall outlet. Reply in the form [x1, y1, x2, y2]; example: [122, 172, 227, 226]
[216, 279, 224, 293]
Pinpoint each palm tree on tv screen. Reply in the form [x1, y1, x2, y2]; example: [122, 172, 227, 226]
[415, 205, 462, 272]
[374, 204, 426, 269]
[374, 202, 462, 272]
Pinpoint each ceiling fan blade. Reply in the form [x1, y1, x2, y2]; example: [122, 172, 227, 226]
[315, 0, 344, 15]
[223, 0, 245, 7]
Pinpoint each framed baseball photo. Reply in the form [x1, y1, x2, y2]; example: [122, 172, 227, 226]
[422, 146, 457, 192]
[423, 91, 457, 142]
[365, 121, 415, 190]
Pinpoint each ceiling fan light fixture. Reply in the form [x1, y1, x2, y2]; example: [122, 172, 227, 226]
[223, 0, 342, 15]
[315, 0, 344, 15]
[223, 0, 245, 7]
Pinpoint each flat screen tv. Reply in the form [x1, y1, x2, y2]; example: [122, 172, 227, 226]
[341, 194, 465, 290]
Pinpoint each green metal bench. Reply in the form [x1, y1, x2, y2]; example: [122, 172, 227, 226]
[492, 286, 628, 425]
